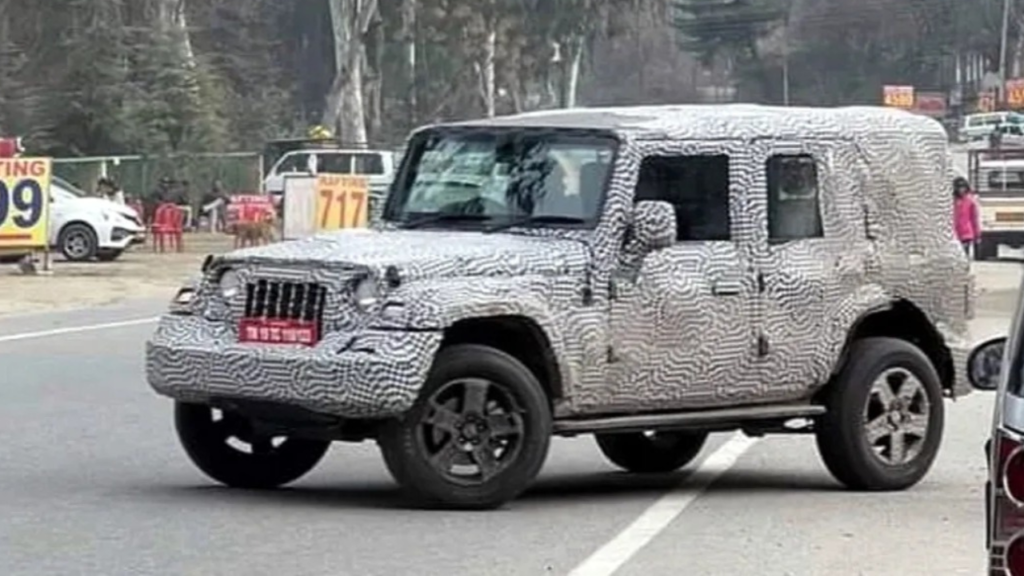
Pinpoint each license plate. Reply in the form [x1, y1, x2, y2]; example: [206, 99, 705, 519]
[238, 318, 319, 345]
[995, 211, 1024, 222]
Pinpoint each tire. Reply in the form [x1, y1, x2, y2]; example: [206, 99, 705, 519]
[815, 337, 944, 491]
[595, 430, 709, 474]
[174, 402, 331, 489]
[96, 249, 124, 262]
[58, 223, 98, 262]
[378, 344, 552, 510]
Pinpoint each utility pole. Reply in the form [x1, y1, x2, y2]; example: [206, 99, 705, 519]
[782, 19, 790, 105]
[1000, 0, 1012, 106]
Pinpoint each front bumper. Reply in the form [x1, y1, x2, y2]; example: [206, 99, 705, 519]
[102, 224, 146, 250]
[145, 314, 443, 419]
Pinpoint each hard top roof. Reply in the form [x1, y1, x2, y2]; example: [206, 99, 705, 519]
[434, 104, 944, 141]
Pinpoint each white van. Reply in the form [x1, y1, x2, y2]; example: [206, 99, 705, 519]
[262, 149, 396, 198]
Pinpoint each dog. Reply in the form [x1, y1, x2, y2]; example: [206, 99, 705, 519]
[232, 210, 277, 249]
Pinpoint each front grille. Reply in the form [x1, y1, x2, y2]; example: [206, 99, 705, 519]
[243, 280, 328, 330]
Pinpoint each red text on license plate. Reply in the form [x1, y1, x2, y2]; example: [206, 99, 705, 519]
[238, 318, 319, 345]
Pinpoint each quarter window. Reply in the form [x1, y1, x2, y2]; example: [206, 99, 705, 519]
[634, 155, 731, 241]
[767, 154, 823, 241]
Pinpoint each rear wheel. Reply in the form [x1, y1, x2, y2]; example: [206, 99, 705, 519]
[815, 337, 944, 491]
[174, 402, 330, 489]
[595, 431, 709, 474]
[378, 344, 552, 510]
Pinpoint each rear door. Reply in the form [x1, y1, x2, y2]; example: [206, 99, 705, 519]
[755, 139, 870, 397]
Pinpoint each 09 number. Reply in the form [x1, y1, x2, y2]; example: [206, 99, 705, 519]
[0, 180, 44, 229]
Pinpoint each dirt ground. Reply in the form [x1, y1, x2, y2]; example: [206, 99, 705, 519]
[0, 233, 237, 317]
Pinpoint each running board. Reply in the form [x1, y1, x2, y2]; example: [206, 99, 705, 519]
[552, 403, 826, 436]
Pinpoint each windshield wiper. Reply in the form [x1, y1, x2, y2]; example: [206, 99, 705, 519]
[398, 212, 492, 229]
[483, 214, 587, 233]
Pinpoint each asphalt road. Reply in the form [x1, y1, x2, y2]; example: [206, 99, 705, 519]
[0, 263, 1019, 576]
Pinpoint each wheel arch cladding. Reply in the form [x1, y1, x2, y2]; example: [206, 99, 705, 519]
[441, 315, 564, 402]
[60, 220, 96, 238]
[834, 299, 953, 392]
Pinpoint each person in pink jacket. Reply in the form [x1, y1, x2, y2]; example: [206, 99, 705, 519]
[953, 177, 981, 258]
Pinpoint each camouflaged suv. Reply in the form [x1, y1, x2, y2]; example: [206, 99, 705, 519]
[147, 105, 974, 509]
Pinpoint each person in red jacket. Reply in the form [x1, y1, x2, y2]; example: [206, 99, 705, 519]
[953, 177, 981, 258]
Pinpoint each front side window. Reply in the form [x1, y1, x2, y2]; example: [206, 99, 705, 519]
[767, 154, 824, 241]
[384, 130, 617, 228]
[634, 155, 731, 241]
[275, 153, 310, 174]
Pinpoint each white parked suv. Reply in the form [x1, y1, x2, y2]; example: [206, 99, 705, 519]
[49, 176, 145, 262]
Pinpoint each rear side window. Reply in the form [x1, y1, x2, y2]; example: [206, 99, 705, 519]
[353, 153, 385, 175]
[767, 154, 824, 241]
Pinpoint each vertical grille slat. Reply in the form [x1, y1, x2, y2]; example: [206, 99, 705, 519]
[241, 279, 328, 325]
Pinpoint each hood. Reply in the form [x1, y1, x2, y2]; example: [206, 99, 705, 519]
[70, 197, 140, 220]
[220, 228, 590, 280]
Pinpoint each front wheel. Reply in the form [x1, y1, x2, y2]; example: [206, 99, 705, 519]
[59, 223, 98, 262]
[174, 402, 331, 489]
[595, 430, 709, 474]
[378, 344, 552, 510]
[815, 337, 944, 491]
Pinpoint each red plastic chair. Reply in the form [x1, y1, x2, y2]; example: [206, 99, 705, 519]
[151, 203, 184, 253]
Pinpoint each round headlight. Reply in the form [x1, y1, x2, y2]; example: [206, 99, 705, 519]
[219, 269, 242, 299]
[353, 276, 380, 310]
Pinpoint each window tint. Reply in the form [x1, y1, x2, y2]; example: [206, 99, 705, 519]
[634, 155, 730, 241]
[767, 154, 823, 241]
[353, 153, 385, 174]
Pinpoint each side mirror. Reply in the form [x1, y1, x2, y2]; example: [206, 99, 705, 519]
[968, 336, 1008, 391]
[628, 200, 676, 253]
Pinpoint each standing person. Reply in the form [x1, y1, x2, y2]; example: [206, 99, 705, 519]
[96, 177, 125, 205]
[953, 177, 980, 258]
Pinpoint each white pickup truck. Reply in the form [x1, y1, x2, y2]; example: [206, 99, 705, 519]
[263, 148, 396, 198]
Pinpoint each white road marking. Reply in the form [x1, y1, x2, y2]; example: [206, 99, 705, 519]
[0, 317, 159, 343]
[567, 433, 759, 576]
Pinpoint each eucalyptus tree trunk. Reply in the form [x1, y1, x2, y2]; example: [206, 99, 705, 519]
[322, 0, 378, 146]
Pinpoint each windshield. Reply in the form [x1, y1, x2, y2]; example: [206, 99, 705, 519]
[51, 176, 87, 200]
[383, 130, 616, 228]
[980, 168, 1024, 197]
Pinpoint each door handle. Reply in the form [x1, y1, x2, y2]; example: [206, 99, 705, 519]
[712, 280, 743, 295]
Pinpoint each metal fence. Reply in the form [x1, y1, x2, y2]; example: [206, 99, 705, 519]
[52, 152, 264, 206]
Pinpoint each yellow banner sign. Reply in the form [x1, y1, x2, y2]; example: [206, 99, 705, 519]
[883, 85, 914, 108]
[1008, 79, 1024, 108]
[315, 173, 369, 231]
[0, 157, 51, 249]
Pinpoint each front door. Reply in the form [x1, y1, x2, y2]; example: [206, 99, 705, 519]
[755, 139, 869, 401]
[606, 140, 762, 411]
